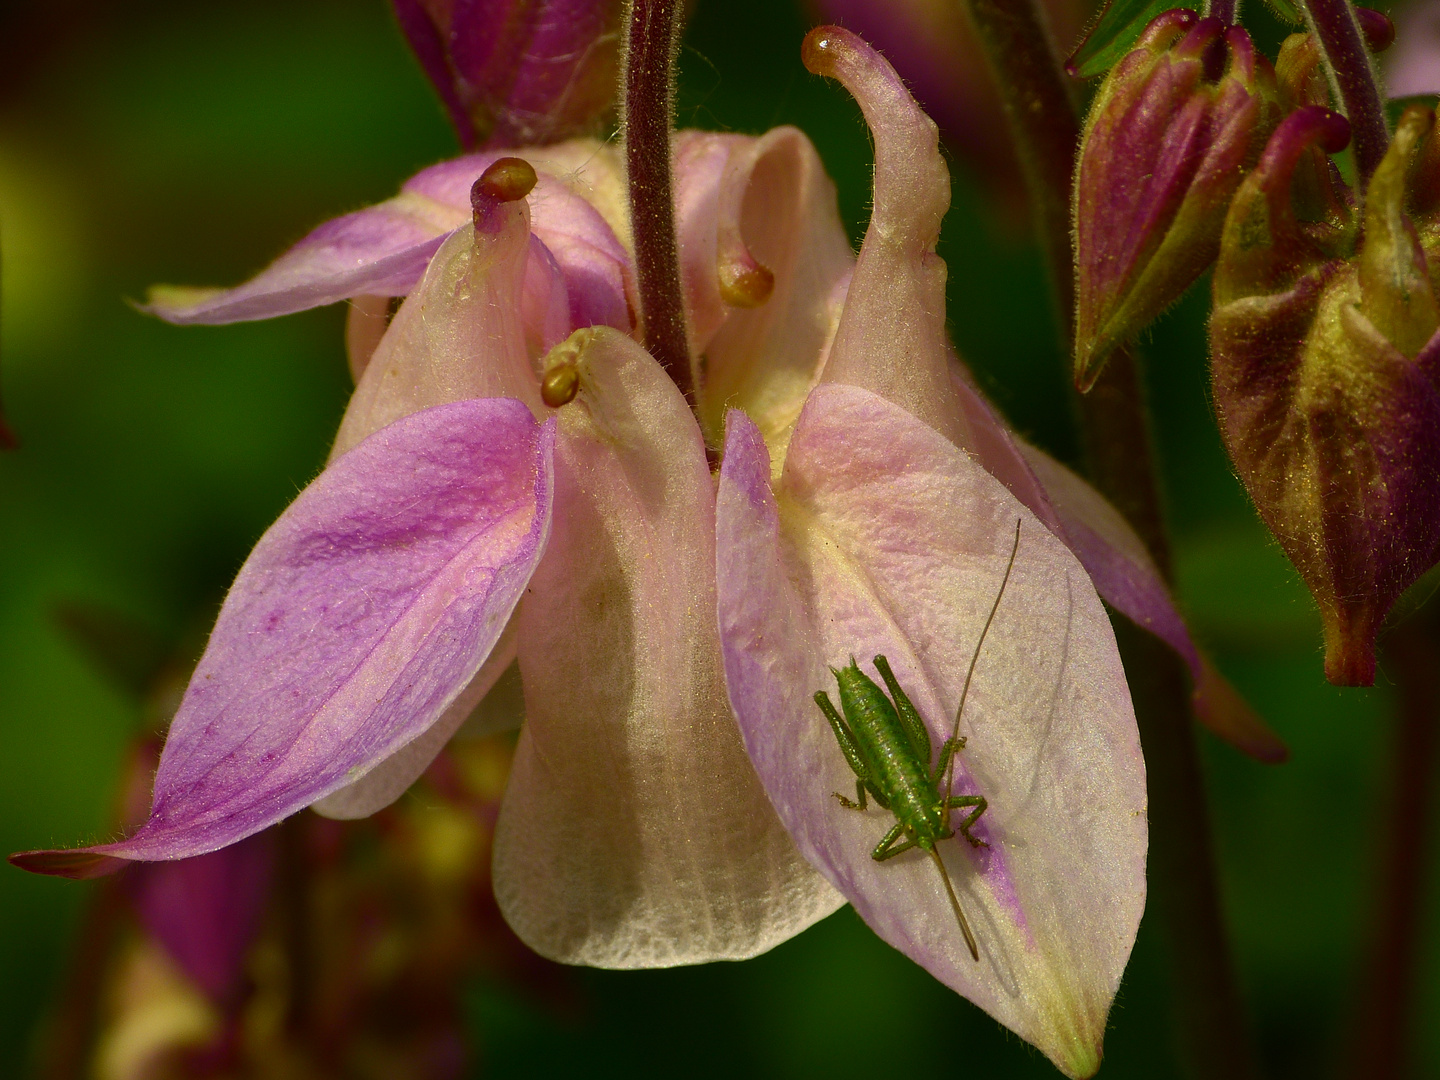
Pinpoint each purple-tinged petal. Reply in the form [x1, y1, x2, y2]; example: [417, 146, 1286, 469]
[493, 327, 839, 967]
[394, 0, 623, 149]
[332, 185, 541, 457]
[128, 831, 275, 1005]
[803, 27, 969, 448]
[949, 364, 1286, 760]
[11, 399, 554, 877]
[313, 613, 519, 819]
[681, 127, 858, 459]
[716, 389, 1145, 1078]
[145, 194, 466, 325]
[147, 142, 632, 337]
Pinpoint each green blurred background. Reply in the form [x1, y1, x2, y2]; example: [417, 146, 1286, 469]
[0, 0, 1426, 1076]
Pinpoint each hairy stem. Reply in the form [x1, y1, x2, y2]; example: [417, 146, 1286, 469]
[1346, 610, 1440, 1079]
[1205, 0, 1239, 26]
[621, 0, 693, 404]
[957, 0, 1257, 1074]
[1300, 0, 1389, 183]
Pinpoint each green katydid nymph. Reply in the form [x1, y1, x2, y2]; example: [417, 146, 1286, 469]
[812, 520, 1021, 962]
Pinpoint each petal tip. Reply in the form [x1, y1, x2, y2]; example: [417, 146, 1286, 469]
[9, 848, 129, 879]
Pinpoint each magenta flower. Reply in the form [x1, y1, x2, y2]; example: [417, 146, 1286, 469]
[391, 0, 624, 149]
[14, 24, 1259, 1074]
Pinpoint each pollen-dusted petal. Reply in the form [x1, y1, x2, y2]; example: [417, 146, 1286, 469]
[11, 399, 554, 877]
[146, 142, 631, 336]
[716, 389, 1145, 1079]
[332, 197, 541, 457]
[803, 26, 969, 448]
[684, 127, 857, 460]
[493, 327, 840, 968]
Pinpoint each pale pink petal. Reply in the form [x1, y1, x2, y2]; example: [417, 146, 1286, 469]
[147, 142, 632, 338]
[951, 367, 1286, 760]
[716, 389, 1145, 1078]
[331, 192, 542, 458]
[312, 615, 520, 819]
[673, 131, 751, 350]
[805, 27, 970, 448]
[493, 327, 840, 968]
[691, 127, 858, 458]
[345, 295, 394, 383]
[11, 399, 554, 878]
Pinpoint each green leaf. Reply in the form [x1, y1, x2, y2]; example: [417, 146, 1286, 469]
[1259, 0, 1304, 25]
[1066, 0, 1197, 79]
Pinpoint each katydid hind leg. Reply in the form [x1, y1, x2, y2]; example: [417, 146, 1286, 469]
[873, 654, 931, 761]
[833, 779, 868, 811]
[815, 688, 870, 788]
[872, 821, 920, 862]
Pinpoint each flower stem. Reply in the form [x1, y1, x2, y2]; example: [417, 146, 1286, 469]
[956, 0, 1258, 1074]
[1299, 0, 1389, 183]
[1205, 0, 1239, 25]
[1345, 609, 1440, 1080]
[621, 0, 693, 405]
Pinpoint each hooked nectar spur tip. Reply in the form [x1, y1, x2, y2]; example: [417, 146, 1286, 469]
[801, 26, 848, 76]
[541, 364, 580, 408]
[719, 261, 775, 309]
[475, 157, 538, 205]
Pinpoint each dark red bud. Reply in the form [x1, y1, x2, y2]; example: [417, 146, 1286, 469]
[1355, 7, 1396, 53]
[1073, 14, 1280, 388]
[1211, 104, 1440, 685]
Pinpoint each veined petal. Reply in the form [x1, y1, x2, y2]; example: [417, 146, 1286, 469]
[11, 399, 554, 878]
[493, 327, 840, 968]
[683, 128, 857, 462]
[803, 27, 970, 448]
[716, 389, 1145, 1078]
[312, 614, 520, 819]
[950, 367, 1286, 761]
[146, 141, 631, 333]
[332, 191, 540, 457]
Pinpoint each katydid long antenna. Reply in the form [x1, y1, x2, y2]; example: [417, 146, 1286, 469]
[929, 847, 980, 960]
[942, 519, 1022, 805]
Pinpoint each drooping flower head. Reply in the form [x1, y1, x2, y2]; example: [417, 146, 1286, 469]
[6, 16, 1278, 1074]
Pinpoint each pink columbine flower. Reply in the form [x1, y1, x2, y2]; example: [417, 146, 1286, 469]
[15, 25, 1257, 1076]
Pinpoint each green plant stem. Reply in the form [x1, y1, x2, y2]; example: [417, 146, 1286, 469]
[956, 0, 1258, 1075]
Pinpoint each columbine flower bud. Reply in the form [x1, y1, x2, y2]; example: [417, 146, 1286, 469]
[1073, 9, 1279, 390]
[392, 0, 623, 148]
[1211, 104, 1440, 686]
